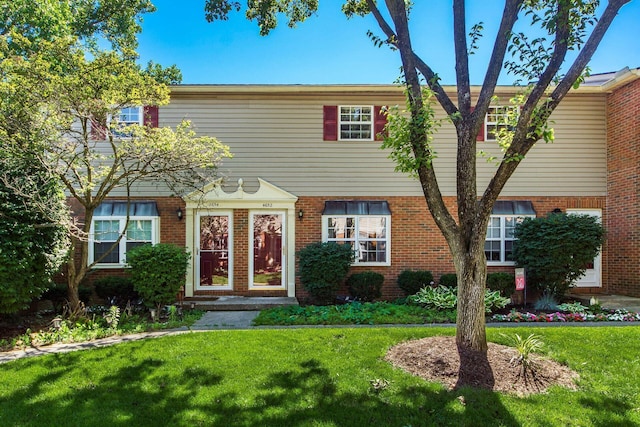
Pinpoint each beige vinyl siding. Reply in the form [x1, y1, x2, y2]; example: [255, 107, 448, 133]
[476, 94, 607, 196]
[122, 87, 607, 198]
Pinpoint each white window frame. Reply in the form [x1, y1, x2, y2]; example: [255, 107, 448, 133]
[109, 106, 143, 137]
[88, 215, 159, 268]
[338, 105, 374, 141]
[322, 214, 391, 266]
[484, 105, 518, 141]
[485, 214, 534, 265]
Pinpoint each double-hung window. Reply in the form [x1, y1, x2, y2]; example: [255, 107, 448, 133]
[89, 201, 159, 267]
[322, 201, 391, 266]
[485, 106, 517, 141]
[111, 106, 143, 137]
[339, 106, 373, 140]
[485, 201, 536, 265]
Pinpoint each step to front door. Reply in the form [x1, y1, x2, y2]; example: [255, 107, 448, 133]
[182, 296, 298, 311]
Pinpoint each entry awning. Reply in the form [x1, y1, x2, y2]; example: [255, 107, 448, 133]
[492, 200, 536, 215]
[94, 201, 159, 216]
[322, 200, 391, 215]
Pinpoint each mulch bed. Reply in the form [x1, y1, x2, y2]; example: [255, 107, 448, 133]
[385, 336, 579, 396]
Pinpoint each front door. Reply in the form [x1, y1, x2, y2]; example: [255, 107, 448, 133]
[197, 213, 232, 290]
[250, 212, 285, 289]
[567, 209, 602, 288]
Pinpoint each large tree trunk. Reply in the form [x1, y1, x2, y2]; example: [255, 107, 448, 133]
[453, 247, 488, 353]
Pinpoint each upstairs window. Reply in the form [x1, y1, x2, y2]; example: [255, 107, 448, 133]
[323, 105, 386, 141]
[111, 106, 143, 137]
[485, 106, 518, 141]
[339, 106, 373, 140]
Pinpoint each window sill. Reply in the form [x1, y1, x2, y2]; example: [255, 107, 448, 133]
[486, 261, 516, 267]
[90, 263, 129, 269]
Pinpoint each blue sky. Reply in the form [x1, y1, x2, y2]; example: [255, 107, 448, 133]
[137, 1, 639, 85]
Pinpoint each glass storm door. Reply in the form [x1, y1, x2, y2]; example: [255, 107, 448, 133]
[251, 212, 284, 288]
[198, 214, 232, 289]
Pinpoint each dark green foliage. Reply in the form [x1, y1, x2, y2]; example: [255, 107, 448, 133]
[347, 271, 384, 302]
[486, 272, 516, 297]
[126, 244, 190, 310]
[94, 276, 138, 305]
[42, 283, 92, 313]
[297, 242, 354, 305]
[438, 273, 457, 288]
[0, 150, 69, 313]
[513, 213, 605, 298]
[254, 301, 456, 326]
[397, 270, 433, 295]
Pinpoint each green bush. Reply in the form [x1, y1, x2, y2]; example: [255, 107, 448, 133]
[513, 213, 605, 298]
[297, 242, 354, 305]
[42, 283, 92, 313]
[126, 244, 190, 310]
[397, 270, 433, 295]
[486, 272, 515, 297]
[0, 150, 69, 313]
[439, 273, 457, 288]
[94, 276, 138, 305]
[408, 286, 457, 310]
[347, 271, 384, 302]
[409, 285, 510, 314]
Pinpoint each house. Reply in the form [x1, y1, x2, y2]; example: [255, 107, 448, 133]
[86, 68, 640, 301]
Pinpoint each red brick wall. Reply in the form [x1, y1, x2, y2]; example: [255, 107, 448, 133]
[69, 193, 610, 300]
[606, 78, 640, 296]
[295, 195, 607, 301]
[67, 196, 186, 287]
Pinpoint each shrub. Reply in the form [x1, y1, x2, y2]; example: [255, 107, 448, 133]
[397, 270, 433, 295]
[409, 286, 457, 310]
[513, 213, 605, 299]
[94, 276, 139, 305]
[297, 242, 354, 305]
[0, 149, 69, 314]
[347, 272, 384, 302]
[126, 244, 190, 311]
[486, 272, 515, 297]
[439, 273, 457, 288]
[409, 285, 510, 314]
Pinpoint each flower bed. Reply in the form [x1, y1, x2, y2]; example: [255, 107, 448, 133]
[491, 308, 640, 323]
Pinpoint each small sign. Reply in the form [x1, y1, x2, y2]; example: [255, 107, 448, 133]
[515, 268, 526, 291]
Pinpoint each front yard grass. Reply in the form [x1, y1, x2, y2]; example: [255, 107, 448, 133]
[1, 326, 639, 426]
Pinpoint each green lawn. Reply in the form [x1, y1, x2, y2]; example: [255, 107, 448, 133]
[1, 326, 639, 426]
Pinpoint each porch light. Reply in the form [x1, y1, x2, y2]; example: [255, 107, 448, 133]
[176, 207, 183, 220]
[298, 209, 304, 220]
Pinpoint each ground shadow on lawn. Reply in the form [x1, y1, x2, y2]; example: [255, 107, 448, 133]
[0, 343, 636, 427]
[1, 347, 517, 427]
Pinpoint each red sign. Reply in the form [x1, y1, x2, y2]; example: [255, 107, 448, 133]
[515, 268, 526, 291]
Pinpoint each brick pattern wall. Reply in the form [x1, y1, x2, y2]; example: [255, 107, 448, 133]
[606, 78, 640, 296]
[69, 196, 186, 286]
[295, 195, 607, 301]
[69, 193, 609, 300]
